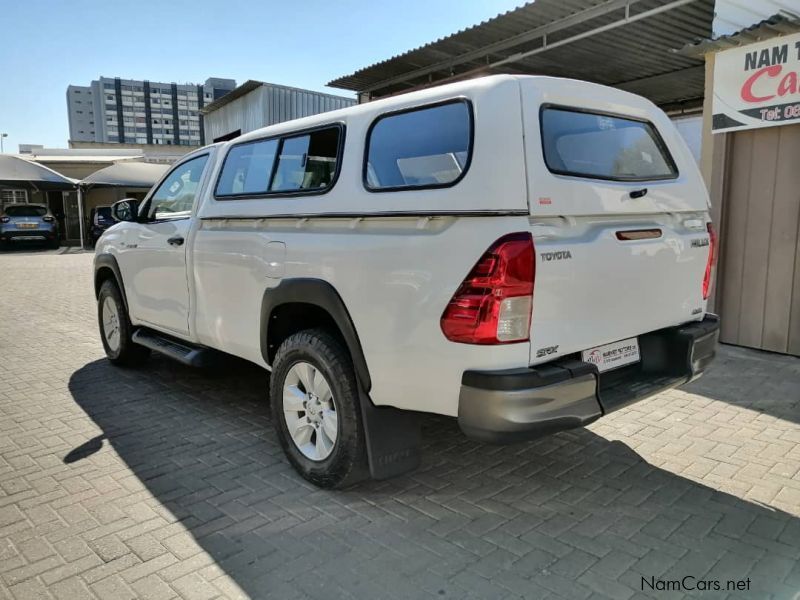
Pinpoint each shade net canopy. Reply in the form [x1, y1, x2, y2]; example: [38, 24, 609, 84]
[0, 155, 77, 191]
[79, 161, 169, 189]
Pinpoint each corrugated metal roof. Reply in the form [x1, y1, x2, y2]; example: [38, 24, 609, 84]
[713, 0, 800, 37]
[328, 0, 714, 108]
[201, 80, 355, 115]
[200, 80, 263, 114]
[679, 12, 800, 56]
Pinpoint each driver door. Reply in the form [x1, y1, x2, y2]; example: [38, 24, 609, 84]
[121, 153, 210, 336]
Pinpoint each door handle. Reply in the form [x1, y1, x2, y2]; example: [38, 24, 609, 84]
[167, 236, 184, 246]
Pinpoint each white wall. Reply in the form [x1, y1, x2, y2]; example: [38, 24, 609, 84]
[671, 115, 703, 164]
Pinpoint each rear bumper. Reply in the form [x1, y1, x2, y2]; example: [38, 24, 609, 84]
[458, 314, 720, 443]
[1, 229, 56, 242]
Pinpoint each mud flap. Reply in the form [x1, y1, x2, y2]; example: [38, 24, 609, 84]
[358, 388, 421, 480]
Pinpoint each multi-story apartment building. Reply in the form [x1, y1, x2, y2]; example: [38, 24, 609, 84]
[67, 77, 235, 147]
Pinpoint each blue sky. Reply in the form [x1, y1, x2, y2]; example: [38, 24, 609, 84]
[0, 0, 523, 151]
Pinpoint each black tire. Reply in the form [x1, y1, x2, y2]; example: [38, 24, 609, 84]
[97, 279, 150, 366]
[48, 240, 59, 250]
[270, 328, 368, 489]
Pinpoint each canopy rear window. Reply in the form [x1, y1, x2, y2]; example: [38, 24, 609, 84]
[540, 107, 677, 182]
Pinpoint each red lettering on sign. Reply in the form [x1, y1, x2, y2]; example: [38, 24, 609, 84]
[778, 71, 798, 96]
[740, 65, 782, 102]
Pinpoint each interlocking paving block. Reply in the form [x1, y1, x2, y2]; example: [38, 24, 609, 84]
[0, 251, 798, 599]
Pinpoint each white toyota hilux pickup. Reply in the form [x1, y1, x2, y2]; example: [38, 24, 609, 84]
[94, 75, 719, 488]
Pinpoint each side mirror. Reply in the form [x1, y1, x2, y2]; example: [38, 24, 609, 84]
[111, 198, 140, 222]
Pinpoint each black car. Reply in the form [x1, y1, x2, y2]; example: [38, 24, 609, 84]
[89, 206, 115, 246]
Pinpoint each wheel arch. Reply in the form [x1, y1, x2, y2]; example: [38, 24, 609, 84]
[261, 279, 371, 392]
[94, 254, 129, 314]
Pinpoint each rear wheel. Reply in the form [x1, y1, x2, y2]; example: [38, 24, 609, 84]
[97, 280, 150, 366]
[270, 329, 367, 488]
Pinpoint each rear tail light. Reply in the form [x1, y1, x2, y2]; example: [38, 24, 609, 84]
[441, 232, 535, 344]
[42, 216, 55, 223]
[702, 222, 717, 300]
[0, 217, 9, 223]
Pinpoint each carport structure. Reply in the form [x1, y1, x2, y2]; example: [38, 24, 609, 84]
[78, 162, 168, 247]
[329, 0, 714, 111]
[0, 154, 78, 242]
[0, 154, 77, 198]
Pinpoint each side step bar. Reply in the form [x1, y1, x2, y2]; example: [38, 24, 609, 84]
[132, 329, 213, 367]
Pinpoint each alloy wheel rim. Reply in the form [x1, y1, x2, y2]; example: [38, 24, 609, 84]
[283, 361, 338, 461]
[102, 296, 121, 352]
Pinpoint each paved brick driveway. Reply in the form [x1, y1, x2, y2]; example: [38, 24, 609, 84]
[0, 248, 799, 600]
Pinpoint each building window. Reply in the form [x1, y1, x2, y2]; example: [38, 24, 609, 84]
[364, 100, 473, 191]
[1, 189, 28, 207]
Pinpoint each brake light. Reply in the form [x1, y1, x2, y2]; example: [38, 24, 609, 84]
[702, 222, 717, 300]
[42, 216, 55, 223]
[0, 217, 9, 223]
[441, 232, 535, 344]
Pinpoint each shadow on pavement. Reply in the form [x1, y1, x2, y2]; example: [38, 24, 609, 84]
[67, 355, 800, 599]
[684, 344, 800, 425]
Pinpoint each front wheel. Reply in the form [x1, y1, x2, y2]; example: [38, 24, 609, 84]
[270, 329, 367, 489]
[97, 279, 150, 366]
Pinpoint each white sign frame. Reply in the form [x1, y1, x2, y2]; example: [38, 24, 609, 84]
[712, 31, 800, 133]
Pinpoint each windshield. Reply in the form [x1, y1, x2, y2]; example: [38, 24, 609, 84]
[5, 205, 47, 217]
[96, 207, 113, 219]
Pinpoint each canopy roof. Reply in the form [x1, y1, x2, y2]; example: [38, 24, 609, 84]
[0, 155, 77, 191]
[79, 162, 169, 189]
[329, 0, 714, 110]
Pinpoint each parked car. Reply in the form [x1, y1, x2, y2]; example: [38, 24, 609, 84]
[88, 206, 115, 246]
[93, 75, 719, 488]
[0, 203, 59, 249]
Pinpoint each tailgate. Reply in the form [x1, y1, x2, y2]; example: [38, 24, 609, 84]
[528, 214, 711, 365]
[516, 78, 713, 364]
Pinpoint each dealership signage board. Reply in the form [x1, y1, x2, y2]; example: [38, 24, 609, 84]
[712, 31, 800, 133]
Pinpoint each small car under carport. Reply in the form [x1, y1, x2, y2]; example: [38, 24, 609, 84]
[0, 203, 59, 249]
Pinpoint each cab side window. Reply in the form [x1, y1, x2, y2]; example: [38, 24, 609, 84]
[148, 155, 209, 220]
[215, 125, 342, 198]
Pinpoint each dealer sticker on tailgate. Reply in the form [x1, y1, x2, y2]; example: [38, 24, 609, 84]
[582, 337, 640, 373]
